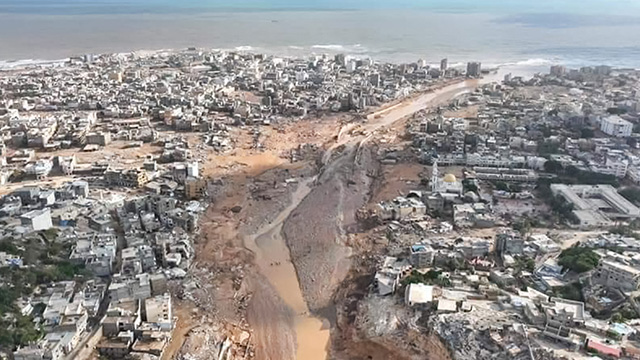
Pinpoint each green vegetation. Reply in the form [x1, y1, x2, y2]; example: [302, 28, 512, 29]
[495, 181, 509, 192]
[537, 140, 561, 156]
[607, 107, 627, 115]
[544, 160, 563, 174]
[514, 257, 535, 273]
[536, 182, 579, 224]
[0, 314, 44, 349]
[618, 307, 640, 321]
[611, 312, 625, 323]
[462, 179, 478, 193]
[580, 128, 595, 139]
[536, 179, 592, 224]
[493, 181, 522, 193]
[511, 217, 543, 236]
[606, 329, 623, 341]
[0, 275, 45, 349]
[0, 238, 19, 255]
[0, 261, 86, 350]
[549, 195, 579, 224]
[539, 160, 620, 186]
[0, 226, 81, 350]
[554, 282, 584, 301]
[619, 187, 640, 205]
[41, 228, 60, 242]
[558, 247, 600, 273]
[609, 225, 640, 240]
[0, 264, 87, 312]
[402, 270, 451, 288]
[540, 163, 619, 187]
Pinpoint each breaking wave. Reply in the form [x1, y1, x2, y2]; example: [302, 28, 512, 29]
[498, 58, 556, 67]
[0, 58, 68, 69]
[310, 44, 367, 53]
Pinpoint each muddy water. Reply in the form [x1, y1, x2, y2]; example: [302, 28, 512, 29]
[244, 178, 330, 360]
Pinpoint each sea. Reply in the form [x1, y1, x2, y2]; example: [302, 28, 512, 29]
[1, 0, 640, 74]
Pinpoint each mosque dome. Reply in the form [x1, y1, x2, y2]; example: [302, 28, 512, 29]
[443, 173, 457, 183]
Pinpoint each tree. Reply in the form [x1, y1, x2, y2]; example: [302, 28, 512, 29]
[555, 282, 583, 301]
[514, 257, 535, 273]
[544, 160, 563, 174]
[611, 312, 625, 323]
[607, 107, 627, 115]
[580, 128, 595, 139]
[609, 225, 640, 240]
[565, 165, 580, 178]
[513, 219, 532, 237]
[494, 181, 509, 192]
[401, 270, 451, 288]
[558, 247, 600, 273]
[538, 140, 560, 155]
[621, 307, 639, 320]
[0, 239, 19, 255]
[619, 187, 640, 205]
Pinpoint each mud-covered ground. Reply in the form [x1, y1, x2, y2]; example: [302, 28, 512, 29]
[283, 143, 380, 312]
[172, 77, 492, 360]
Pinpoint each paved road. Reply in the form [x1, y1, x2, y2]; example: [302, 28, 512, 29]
[325, 76, 492, 164]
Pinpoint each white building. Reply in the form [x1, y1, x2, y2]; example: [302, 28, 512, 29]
[590, 158, 629, 179]
[593, 260, 640, 291]
[606, 158, 628, 178]
[374, 257, 410, 296]
[600, 115, 632, 138]
[550, 184, 640, 228]
[404, 283, 433, 306]
[431, 161, 463, 196]
[20, 208, 53, 231]
[145, 293, 173, 331]
[25, 159, 53, 180]
[527, 156, 548, 171]
[346, 60, 357, 73]
[629, 166, 640, 184]
[186, 162, 199, 178]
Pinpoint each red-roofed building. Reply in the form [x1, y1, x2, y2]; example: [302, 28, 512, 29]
[587, 339, 622, 358]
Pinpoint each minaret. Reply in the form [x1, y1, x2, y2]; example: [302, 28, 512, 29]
[431, 160, 439, 193]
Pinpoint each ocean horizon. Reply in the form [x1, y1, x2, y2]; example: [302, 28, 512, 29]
[1, 1, 640, 70]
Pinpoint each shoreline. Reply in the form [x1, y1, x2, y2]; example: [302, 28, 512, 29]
[1, 47, 638, 74]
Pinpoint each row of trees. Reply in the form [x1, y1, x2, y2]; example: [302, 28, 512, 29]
[494, 181, 523, 193]
[543, 161, 619, 187]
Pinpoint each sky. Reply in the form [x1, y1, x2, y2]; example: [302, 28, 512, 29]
[1, 0, 640, 14]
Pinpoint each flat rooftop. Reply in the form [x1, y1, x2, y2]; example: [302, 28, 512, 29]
[550, 184, 640, 225]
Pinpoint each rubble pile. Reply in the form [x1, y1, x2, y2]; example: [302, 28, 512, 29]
[178, 323, 253, 360]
